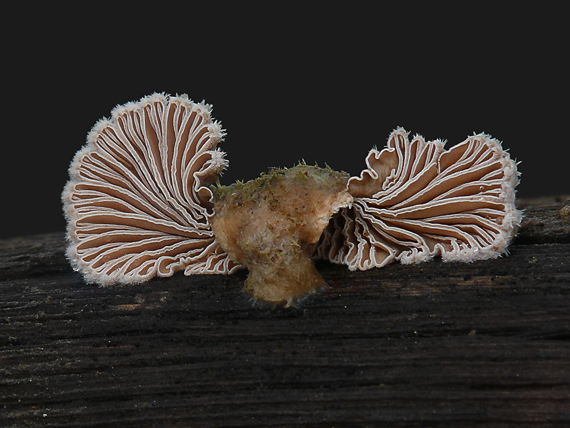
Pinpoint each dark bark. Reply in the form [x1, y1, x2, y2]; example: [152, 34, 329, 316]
[1, 197, 569, 427]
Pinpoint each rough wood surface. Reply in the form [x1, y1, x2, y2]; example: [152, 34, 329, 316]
[1, 197, 569, 427]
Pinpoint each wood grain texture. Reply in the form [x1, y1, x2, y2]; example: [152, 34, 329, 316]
[1, 197, 569, 427]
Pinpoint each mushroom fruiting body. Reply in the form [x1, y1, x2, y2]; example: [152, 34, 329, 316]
[63, 93, 522, 306]
[210, 165, 353, 306]
[62, 93, 239, 284]
[316, 127, 522, 270]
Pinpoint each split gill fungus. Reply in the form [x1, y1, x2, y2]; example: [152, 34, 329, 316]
[63, 93, 522, 306]
[62, 93, 240, 285]
[316, 127, 522, 270]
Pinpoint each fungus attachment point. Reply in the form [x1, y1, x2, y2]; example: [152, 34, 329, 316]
[211, 165, 353, 306]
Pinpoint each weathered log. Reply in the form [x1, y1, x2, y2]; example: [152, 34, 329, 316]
[515, 196, 570, 244]
[1, 197, 569, 427]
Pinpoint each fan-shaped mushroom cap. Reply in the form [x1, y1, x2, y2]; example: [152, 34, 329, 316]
[316, 127, 521, 270]
[62, 93, 240, 284]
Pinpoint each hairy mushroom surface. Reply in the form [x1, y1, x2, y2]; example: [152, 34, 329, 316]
[62, 93, 240, 284]
[210, 165, 353, 306]
[316, 128, 521, 270]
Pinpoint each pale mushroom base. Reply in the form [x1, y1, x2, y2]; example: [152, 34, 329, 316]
[210, 165, 353, 306]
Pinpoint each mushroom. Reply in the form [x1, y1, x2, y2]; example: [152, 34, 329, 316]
[62, 93, 240, 284]
[315, 127, 522, 270]
[63, 94, 522, 305]
[210, 165, 353, 306]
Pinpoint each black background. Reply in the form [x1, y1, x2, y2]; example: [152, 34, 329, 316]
[3, 5, 567, 239]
